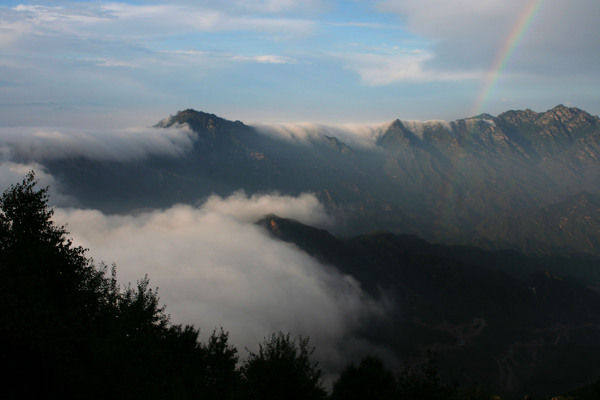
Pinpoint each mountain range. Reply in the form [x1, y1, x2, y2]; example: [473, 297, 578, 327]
[43, 105, 600, 257]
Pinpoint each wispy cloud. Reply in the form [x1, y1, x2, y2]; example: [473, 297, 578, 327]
[233, 54, 297, 64]
[160, 50, 297, 65]
[2, 3, 315, 42]
[334, 51, 479, 85]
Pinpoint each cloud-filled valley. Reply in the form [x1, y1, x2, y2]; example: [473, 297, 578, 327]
[52, 193, 386, 377]
[2, 103, 600, 397]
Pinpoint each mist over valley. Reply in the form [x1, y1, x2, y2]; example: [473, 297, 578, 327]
[2, 105, 600, 397]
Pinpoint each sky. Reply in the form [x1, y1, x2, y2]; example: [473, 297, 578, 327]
[1, 0, 599, 126]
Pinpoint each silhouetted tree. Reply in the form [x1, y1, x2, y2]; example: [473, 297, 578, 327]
[201, 328, 240, 400]
[396, 351, 456, 400]
[0, 172, 242, 399]
[330, 354, 396, 400]
[0, 171, 105, 398]
[240, 332, 327, 400]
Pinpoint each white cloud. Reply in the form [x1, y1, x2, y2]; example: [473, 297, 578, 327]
[1, 2, 315, 44]
[0, 125, 196, 162]
[233, 54, 297, 64]
[334, 51, 480, 85]
[253, 121, 393, 149]
[52, 193, 385, 374]
[376, 0, 600, 76]
[343, 51, 432, 85]
[202, 191, 333, 227]
[0, 2, 312, 111]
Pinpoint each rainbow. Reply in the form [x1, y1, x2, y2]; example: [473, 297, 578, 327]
[471, 0, 545, 116]
[438, 0, 546, 233]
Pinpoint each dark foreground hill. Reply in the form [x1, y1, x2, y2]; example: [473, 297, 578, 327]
[257, 215, 600, 398]
[42, 105, 600, 256]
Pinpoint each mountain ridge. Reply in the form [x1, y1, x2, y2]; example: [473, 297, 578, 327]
[43, 105, 600, 255]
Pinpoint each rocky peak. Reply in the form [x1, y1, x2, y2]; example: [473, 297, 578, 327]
[155, 110, 253, 149]
[540, 105, 599, 133]
[497, 108, 538, 125]
[377, 119, 421, 147]
[157, 109, 247, 132]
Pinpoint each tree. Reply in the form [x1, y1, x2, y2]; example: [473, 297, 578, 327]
[330, 355, 396, 400]
[240, 332, 327, 400]
[0, 171, 244, 399]
[396, 351, 456, 400]
[0, 171, 95, 301]
[201, 328, 240, 400]
[0, 171, 103, 398]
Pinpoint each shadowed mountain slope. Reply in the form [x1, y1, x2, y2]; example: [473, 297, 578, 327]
[257, 215, 600, 399]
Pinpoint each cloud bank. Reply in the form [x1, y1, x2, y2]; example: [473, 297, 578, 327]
[0, 124, 195, 162]
[202, 191, 333, 227]
[52, 192, 385, 375]
[253, 121, 394, 149]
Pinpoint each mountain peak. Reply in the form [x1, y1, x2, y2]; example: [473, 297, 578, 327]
[539, 104, 599, 134]
[377, 119, 421, 147]
[546, 104, 584, 118]
[156, 109, 249, 138]
[158, 109, 224, 126]
[471, 112, 496, 120]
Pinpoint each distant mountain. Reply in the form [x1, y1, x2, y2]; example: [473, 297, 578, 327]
[257, 215, 600, 398]
[475, 191, 600, 256]
[44, 105, 600, 256]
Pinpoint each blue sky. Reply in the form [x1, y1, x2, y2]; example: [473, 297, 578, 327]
[1, 0, 599, 126]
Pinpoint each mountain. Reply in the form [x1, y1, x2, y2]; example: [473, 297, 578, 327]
[475, 191, 600, 256]
[43, 105, 600, 256]
[257, 215, 600, 398]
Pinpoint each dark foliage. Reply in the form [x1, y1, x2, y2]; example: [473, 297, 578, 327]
[240, 332, 327, 400]
[396, 351, 456, 400]
[0, 171, 103, 398]
[331, 355, 396, 400]
[0, 172, 239, 399]
[201, 328, 240, 400]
